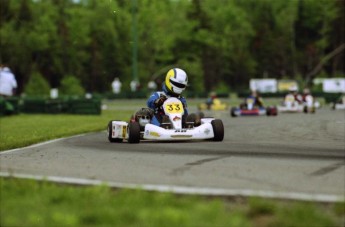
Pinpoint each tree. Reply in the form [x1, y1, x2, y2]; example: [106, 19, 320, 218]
[59, 75, 85, 97]
[24, 71, 50, 97]
[0, 0, 343, 95]
[294, 0, 339, 84]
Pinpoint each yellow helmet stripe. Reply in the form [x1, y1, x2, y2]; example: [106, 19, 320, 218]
[165, 69, 175, 91]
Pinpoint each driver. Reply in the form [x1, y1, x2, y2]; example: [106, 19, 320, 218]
[240, 89, 264, 109]
[147, 68, 189, 126]
[284, 86, 302, 105]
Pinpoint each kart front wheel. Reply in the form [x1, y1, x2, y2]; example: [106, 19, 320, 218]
[266, 107, 277, 116]
[230, 107, 237, 117]
[211, 119, 224, 141]
[107, 121, 123, 143]
[128, 122, 140, 144]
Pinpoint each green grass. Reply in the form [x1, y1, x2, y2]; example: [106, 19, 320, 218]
[0, 109, 132, 151]
[1, 177, 343, 227]
[0, 99, 343, 226]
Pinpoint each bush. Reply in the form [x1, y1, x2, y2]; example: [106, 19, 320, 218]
[24, 72, 50, 97]
[59, 75, 85, 97]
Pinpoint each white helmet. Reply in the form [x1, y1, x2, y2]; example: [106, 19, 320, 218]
[164, 68, 188, 95]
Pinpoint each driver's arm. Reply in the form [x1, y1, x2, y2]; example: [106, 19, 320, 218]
[257, 97, 264, 106]
[147, 93, 167, 108]
[180, 97, 188, 116]
[147, 93, 159, 109]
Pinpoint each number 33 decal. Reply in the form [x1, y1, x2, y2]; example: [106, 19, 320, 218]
[165, 102, 183, 113]
[167, 104, 180, 111]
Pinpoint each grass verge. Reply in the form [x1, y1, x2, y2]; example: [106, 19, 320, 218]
[1, 177, 343, 227]
[0, 109, 132, 151]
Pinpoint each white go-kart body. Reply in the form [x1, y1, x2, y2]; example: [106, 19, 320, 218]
[333, 95, 345, 110]
[277, 94, 304, 113]
[107, 97, 224, 143]
[278, 94, 316, 113]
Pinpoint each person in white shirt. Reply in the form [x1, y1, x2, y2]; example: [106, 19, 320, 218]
[111, 77, 122, 94]
[0, 65, 17, 97]
[130, 80, 140, 92]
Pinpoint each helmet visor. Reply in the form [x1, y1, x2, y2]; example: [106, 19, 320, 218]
[170, 79, 186, 89]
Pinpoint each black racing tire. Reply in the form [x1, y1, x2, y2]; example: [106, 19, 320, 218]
[211, 119, 224, 141]
[186, 113, 196, 122]
[195, 112, 204, 126]
[230, 107, 237, 117]
[107, 121, 123, 143]
[197, 111, 205, 119]
[303, 106, 308, 113]
[128, 121, 140, 144]
[266, 107, 271, 116]
[186, 113, 202, 127]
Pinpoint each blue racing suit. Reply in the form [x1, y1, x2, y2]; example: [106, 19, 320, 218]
[147, 85, 188, 126]
[245, 95, 264, 107]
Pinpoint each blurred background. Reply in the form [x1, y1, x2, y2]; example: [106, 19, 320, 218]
[0, 0, 344, 99]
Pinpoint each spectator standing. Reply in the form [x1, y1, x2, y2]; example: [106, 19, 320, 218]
[0, 65, 17, 97]
[130, 80, 140, 92]
[147, 80, 157, 93]
[111, 77, 122, 94]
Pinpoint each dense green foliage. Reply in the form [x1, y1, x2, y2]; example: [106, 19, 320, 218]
[0, 0, 344, 94]
[23, 71, 51, 96]
[1, 177, 343, 226]
[59, 75, 85, 96]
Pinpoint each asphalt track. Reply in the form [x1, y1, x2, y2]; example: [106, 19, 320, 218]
[1, 107, 344, 202]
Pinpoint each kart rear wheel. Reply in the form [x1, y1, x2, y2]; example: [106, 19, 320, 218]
[266, 107, 278, 116]
[107, 121, 123, 143]
[303, 106, 308, 113]
[266, 107, 271, 116]
[230, 107, 237, 117]
[128, 122, 140, 144]
[211, 119, 224, 141]
[197, 111, 205, 119]
[186, 113, 202, 127]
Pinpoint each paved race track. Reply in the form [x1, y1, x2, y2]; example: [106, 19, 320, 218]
[1, 107, 344, 202]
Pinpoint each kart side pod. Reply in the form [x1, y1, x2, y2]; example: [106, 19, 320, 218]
[107, 120, 128, 143]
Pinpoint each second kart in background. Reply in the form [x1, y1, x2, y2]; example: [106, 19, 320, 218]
[331, 94, 345, 110]
[230, 90, 277, 117]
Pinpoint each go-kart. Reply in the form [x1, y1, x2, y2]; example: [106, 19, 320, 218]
[331, 95, 345, 110]
[230, 97, 277, 117]
[198, 98, 228, 111]
[277, 94, 315, 113]
[302, 94, 316, 113]
[107, 97, 224, 143]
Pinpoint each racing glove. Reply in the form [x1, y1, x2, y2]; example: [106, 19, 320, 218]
[154, 95, 167, 107]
